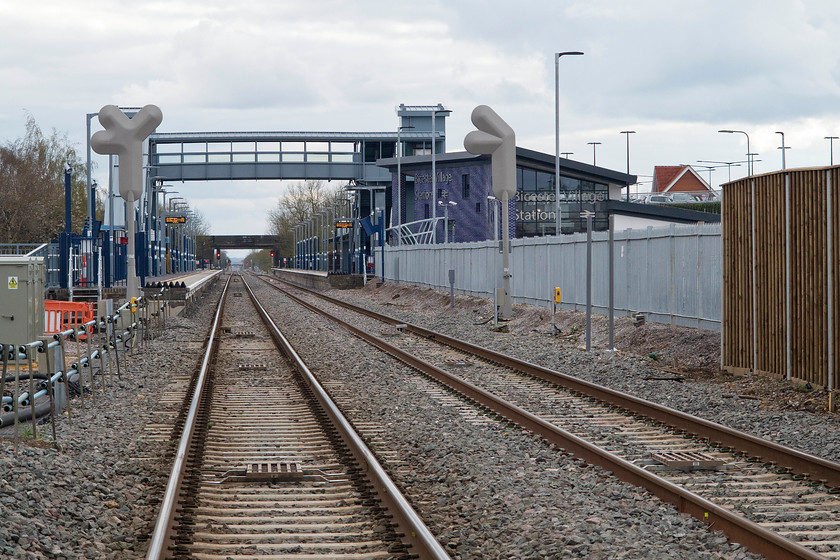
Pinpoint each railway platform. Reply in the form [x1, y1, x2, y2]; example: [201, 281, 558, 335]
[271, 268, 366, 290]
[46, 269, 222, 308]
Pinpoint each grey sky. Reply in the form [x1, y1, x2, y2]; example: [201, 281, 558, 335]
[3, 0, 840, 241]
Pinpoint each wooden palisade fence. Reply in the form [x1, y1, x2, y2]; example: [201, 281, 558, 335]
[723, 166, 838, 408]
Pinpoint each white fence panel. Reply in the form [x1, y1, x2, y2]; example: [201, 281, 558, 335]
[382, 223, 722, 330]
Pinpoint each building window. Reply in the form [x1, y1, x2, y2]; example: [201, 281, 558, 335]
[476, 202, 481, 213]
[462, 174, 470, 198]
[424, 204, 430, 219]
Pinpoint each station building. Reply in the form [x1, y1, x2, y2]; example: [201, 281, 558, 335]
[377, 148, 638, 243]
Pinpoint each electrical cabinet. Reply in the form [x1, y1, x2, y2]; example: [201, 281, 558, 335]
[0, 257, 45, 346]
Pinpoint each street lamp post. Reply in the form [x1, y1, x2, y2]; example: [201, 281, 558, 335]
[555, 51, 584, 236]
[309, 217, 315, 271]
[718, 130, 751, 175]
[303, 222, 308, 269]
[293, 225, 299, 269]
[826, 136, 839, 166]
[107, 155, 115, 286]
[314, 215, 322, 270]
[587, 142, 602, 166]
[159, 187, 177, 274]
[395, 124, 414, 246]
[748, 153, 759, 174]
[319, 210, 330, 272]
[697, 160, 746, 183]
[776, 131, 790, 170]
[305, 219, 312, 270]
[620, 131, 635, 201]
[173, 202, 189, 272]
[325, 206, 335, 273]
[438, 200, 457, 243]
[429, 104, 452, 244]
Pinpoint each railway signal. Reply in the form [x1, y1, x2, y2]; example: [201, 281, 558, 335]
[464, 105, 515, 319]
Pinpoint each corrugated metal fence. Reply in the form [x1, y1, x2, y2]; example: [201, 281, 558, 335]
[384, 222, 722, 331]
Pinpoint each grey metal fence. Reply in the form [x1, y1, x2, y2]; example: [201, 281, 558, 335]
[383, 223, 722, 331]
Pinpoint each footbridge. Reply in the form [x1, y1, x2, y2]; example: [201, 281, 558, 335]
[148, 105, 449, 184]
[208, 235, 277, 250]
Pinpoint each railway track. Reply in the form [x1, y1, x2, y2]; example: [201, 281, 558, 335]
[258, 273, 840, 560]
[145, 274, 448, 559]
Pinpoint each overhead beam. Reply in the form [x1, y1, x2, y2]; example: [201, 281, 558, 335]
[209, 235, 278, 249]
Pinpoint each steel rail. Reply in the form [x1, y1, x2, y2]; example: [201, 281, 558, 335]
[266, 276, 830, 560]
[241, 275, 449, 560]
[145, 274, 231, 560]
[267, 275, 840, 491]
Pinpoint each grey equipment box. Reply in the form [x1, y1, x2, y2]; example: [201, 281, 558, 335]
[0, 256, 45, 346]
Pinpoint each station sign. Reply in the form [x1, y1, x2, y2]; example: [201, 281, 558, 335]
[165, 216, 187, 224]
[335, 220, 354, 229]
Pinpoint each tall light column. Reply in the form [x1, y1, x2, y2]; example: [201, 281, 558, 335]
[555, 51, 584, 235]
[432, 107, 437, 243]
[697, 160, 746, 183]
[826, 136, 838, 166]
[718, 130, 751, 175]
[395, 124, 414, 246]
[620, 131, 635, 201]
[776, 131, 790, 170]
[319, 210, 329, 271]
[587, 141, 602, 166]
[293, 225, 299, 268]
[438, 200, 457, 243]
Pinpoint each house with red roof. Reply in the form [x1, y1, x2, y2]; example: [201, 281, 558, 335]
[652, 165, 714, 198]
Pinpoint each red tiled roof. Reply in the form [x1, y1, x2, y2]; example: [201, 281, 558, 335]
[652, 165, 712, 192]
[653, 166, 686, 192]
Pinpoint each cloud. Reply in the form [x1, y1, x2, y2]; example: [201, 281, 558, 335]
[4, 0, 840, 238]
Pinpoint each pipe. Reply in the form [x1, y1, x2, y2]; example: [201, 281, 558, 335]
[3, 374, 48, 383]
[0, 400, 51, 427]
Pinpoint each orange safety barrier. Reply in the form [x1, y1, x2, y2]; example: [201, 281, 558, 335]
[44, 300, 96, 337]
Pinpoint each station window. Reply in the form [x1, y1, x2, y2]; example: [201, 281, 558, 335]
[424, 204, 430, 219]
[462, 174, 470, 198]
[475, 202, 481, 213]
[364, 142, 381, 162]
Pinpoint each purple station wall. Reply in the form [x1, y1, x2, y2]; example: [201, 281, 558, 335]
[397, 161, 515, 243]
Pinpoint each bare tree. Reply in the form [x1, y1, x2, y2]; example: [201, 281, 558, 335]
[267, 180, 345, 257]
[0, 114, 91, 242]
[182, 206, 214, 265]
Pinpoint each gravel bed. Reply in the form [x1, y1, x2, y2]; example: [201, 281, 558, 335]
[2, 272, 834, 559]
[251, 278, 762, 559]
[0, 283, 221, 559]
[324, 282, 840, 465]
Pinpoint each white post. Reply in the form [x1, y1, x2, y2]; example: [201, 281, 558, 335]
[827, 170, 834, 407]
[432, 107, 437, 244]
[785, 173, 791, 380]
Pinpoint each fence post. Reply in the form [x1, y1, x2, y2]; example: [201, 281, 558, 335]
[669, 223, 676, 326]
[785, 173, 791, 381]
[827, 170, 834, 409]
